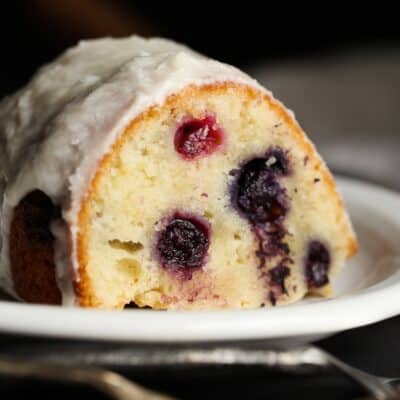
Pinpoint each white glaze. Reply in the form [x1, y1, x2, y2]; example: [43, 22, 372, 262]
[0, 36, 264, 305]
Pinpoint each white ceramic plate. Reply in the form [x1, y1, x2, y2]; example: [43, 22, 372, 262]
[0, 177, 399, 345]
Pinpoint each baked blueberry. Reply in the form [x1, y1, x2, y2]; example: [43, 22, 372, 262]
[269, 264, 290, 293]
[232, 156, 288, 224]
[264, 147, 290, 176]
[174, 115, 224, 160]
[305, 240, 330, 288]
[156, 214, 210, 269]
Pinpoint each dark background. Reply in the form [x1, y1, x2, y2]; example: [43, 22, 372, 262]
[2, 1, 400, 96]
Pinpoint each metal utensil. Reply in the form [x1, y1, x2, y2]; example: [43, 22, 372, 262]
[0, 346, 399, 400]
[0, 358, 176, 400]
[309, 347, 399, 400]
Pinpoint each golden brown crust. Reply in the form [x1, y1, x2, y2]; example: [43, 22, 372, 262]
[9, 190, 62, 304]
[76, 82, 357, 307]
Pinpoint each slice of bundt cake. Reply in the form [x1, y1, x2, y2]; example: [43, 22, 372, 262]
[0, 36, 357, 309]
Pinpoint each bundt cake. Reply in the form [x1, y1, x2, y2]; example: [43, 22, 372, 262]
[0, 36, 357, 309]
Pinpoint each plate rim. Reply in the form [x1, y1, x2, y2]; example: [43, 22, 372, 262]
[1, 176, 400, 343]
